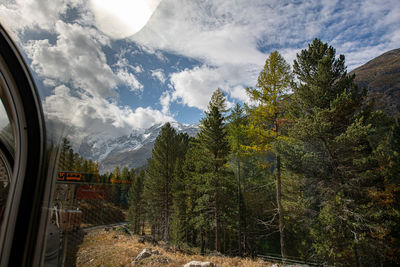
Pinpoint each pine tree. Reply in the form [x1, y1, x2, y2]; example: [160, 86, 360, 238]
[82, 160, 89, 174]
[245, 51, 292, 258]
[277, 38, 397, 264]
[144, 123, 180, 242]
[66, 147, 74, 171]
[72, 153, 82, 172]
[227, 103, 248, 255]
[93, 162, 100, 183]
[181, 139, 212, 254]
[197, 89, 231, 252]
[110, 166, 121, 205]
[128, 170, 144, 234]
[58, 138, 71, 171]
[170, 133, 191, 245]
[119, 166, 131, 206]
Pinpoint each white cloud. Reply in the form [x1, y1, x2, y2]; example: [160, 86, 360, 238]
[25, 21, 118, 98]
[0, 0, 70, 33]
[169, 65, 222, 110]
[116, 69, 143, 91]
[43, 79, 57, 87]
[159, 91, 171, 115]
[228, 86, 249, 103]
[133, 65, 144, 73]
[0, 0, 153, 140]
[131, 0, 267, 67]
[132, 0, 399, 76]
[43, 85, 174, 140]
[169, 64, 249, 110]
[24, 21, 144, 97]
[115, 52, 143, 73]
[1, 0, 399, 137]
[151, 69, 166, 84]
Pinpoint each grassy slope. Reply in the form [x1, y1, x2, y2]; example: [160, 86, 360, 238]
[76, 229, 272, 267]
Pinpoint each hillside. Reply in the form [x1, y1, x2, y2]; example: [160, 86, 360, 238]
[350, 48, 400, 117]
[76, 228, 269, 267]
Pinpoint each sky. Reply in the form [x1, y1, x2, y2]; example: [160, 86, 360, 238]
[0, 0, 399, 142]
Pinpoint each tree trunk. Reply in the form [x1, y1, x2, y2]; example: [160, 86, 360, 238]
[215, 169, 220, 252]
[242, 174, 247, 255]
[354, 243, 361, 267]
[215, 197, 220, 252]
[200, 228, 205, 255]
[275, 119, 286, 259]
[276, 155, 286, 259]
[164, 199, 170, 242]
[237, 157, 242, 256]
[223, 224, 227, 253]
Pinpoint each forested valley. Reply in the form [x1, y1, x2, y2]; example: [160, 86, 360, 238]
[58, 39, 400, 266]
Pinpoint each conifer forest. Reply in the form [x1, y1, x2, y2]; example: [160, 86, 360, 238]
[58, 39, 400, 266]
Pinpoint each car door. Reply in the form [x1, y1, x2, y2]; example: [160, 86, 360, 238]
[0, 24, 49, 267]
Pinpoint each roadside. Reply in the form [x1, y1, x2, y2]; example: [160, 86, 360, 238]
[76, 226, 273, 267]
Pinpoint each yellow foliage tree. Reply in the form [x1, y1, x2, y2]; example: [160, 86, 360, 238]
[245, 50, 292, 259]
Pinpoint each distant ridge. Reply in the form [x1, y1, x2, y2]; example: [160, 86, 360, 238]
[350, 48, 400, 117]
[78, 122, 199, 173]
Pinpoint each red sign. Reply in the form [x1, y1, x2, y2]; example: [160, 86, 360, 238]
[58, 171, 82, 181]
[76, 185, 107, 200]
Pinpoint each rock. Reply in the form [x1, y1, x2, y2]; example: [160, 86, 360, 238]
[131, 248, 167, 266]
[132, 248, 153, 263]
[184, 261, 216, 267]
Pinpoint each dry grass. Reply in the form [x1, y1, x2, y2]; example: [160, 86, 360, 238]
[76, 228, 274, 267]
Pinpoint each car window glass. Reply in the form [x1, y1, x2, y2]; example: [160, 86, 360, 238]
[0, 96, 13, 226]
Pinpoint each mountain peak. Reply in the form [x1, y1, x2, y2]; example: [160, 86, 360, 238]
[79, 122, 199, 173]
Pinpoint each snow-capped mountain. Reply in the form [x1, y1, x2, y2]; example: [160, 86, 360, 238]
[78, 122, 199, 173]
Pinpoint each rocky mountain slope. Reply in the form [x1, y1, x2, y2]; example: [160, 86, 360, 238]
[350, 48, 400, 117]
[78, 122, 199, 173]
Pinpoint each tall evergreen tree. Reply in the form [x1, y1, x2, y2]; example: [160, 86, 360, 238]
[58, 138, 71, 171]
[277, 38, 397, 265]
[128, 170, 145, 234]
[227, 103, 248, 255]
[245, 51, 292, 258]
[119, 167, 131, 206]
[197, 89, 231, 252]
[144, 123, 181, 242]
[181, 139, 213, 254]
[110, 166, 121, 205]
[72, 153, 82, 172]
[170, 134, 191, 246]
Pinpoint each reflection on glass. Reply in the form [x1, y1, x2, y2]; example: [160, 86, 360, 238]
[0, 100, 13, 156]
[0, 98, 13, 225]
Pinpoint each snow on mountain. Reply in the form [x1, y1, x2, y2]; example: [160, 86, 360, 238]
[78, 122, 199, 173]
